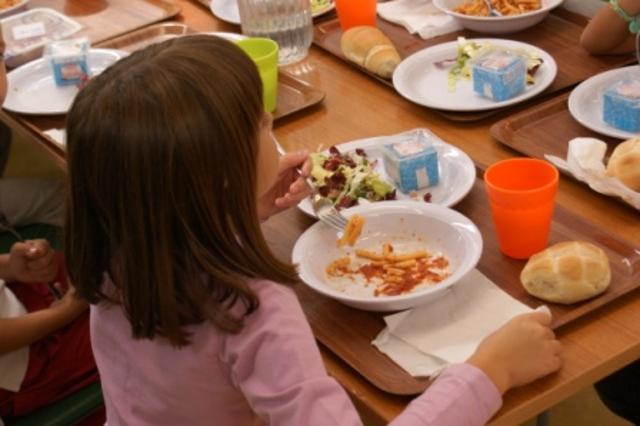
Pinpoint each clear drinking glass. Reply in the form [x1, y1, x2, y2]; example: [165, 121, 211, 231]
[237, 0, 313, 65]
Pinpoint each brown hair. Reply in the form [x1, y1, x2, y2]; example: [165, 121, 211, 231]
[65, 35, 298, 346]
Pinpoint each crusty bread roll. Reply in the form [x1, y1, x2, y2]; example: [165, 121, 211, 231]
[340, 26, 401, 79]
[520, 241, 611, 305]
[606, 138, 640, 192]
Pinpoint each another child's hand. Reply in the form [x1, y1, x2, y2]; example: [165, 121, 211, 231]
[467, 311, 562, 395]
[9, 239, 58, 283]
[257, 151, 311, 221]
[50, 284, 88, 320]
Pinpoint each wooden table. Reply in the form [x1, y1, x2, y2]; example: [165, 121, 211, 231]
[3, 1, 640, 425]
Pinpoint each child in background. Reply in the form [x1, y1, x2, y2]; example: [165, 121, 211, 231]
[0, 240, 98, 421]
[0, 26, 97, 424]
[66, 35, 562, 426]
[0, 23, 65, 234]
[581, 3, 640, 423]
[580, 0, 640, 54]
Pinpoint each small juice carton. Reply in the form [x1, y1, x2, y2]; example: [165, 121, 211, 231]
[44, 37, 90, 87]
[382, 131, 439, 193]
[471, 49, 526, 102]
[603, 79, 640, 132]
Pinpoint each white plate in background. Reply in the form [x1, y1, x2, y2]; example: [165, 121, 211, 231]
[210, 0, 334, 25]
[568, 65, 640, 140]
[393, 39, 557, 112]
[4, 49, 127, 115]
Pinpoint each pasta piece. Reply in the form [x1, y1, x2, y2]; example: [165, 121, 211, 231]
[337, 215, 365, 247]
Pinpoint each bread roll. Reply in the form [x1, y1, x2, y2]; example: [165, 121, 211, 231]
[520, 241, 611, 305]
[340, 26, 401, 79]
[606, 138, 640, 192]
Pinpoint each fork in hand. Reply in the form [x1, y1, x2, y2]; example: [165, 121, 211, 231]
[272, 136, 348, 232]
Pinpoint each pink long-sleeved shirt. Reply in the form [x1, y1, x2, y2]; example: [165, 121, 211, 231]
[91, 279, 502, 426]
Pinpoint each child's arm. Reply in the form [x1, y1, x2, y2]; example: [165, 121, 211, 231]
[0, 287, 87, 354]
[222, 282, 560, 426]
[581, 0, 640, 54]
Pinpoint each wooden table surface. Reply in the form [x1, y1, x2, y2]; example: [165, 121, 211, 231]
[3, 1, 640, 425]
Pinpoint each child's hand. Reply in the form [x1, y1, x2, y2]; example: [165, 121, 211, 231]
[9, 239, 58, 283]
[257, 150, 311, 221]
[50, 284, 88, 320]
[467, 311, 562, 395]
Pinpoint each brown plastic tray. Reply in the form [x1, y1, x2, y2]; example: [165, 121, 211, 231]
[97, 23, 326, 121]
[30, 0, 182, 44]
[274, 175, 640, 396]
[313, 11, 634, 122]
[489, 92, 638, 209]
[491, 92, 620, 160]
[5, 0, 181, 68]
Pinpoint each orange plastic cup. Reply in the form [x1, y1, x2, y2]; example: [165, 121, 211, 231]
[335, 0, 377, 31]
[484, 158, 559, 259]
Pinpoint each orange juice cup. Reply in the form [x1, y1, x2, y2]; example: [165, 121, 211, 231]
[484, 158, 559, 259]
[335, 0, 377, 31]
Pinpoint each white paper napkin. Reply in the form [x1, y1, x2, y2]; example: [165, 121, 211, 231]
[43, 128, 66, 149]
[545, 138, 640, 211]
[377, 0, 463, 40]
[373, 269, 548, 377]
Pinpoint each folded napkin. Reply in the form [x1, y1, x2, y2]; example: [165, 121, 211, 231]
[377, 0, 463, 40]
[546, 138, 640, 211]
[373, 269, 547, 377]
[43, 128, 66, 149]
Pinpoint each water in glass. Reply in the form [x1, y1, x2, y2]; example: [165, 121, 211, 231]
[237, 0, 313, 65]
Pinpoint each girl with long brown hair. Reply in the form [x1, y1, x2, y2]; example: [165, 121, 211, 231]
[66, 35, 561, 425]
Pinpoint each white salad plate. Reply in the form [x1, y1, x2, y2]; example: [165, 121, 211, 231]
[433, 0, 563, 35]
[209, 0, 335, 25]
[292, 201, 483, 312]
[297, 130, 476, 217]
[392, 39, 557, 112]
[568, 65, 640, 140]
[3, 49, 128, 115]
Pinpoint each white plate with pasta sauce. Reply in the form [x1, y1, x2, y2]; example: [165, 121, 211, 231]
[297, 128, 476, 217]
[292, 201, 483, 311]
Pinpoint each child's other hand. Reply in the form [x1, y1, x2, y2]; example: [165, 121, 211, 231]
[9, 239, 58, 283]
[467, 311, 562, 395]
[258, 150, 311, 221]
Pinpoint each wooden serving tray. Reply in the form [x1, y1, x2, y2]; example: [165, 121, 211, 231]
[29, 0, 182, 44]
[263, 176, 640, 395]
[313, 12, 634, 122]
[490, 91, 620, 161]
[3, 0, 181, 68]
[96, 23, 326, 121]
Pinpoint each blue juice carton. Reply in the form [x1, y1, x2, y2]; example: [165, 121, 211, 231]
[471, 50, 526, 102]
[603, 80, 640, 132]
[382, 131, 439, 193]
[44, 38, 90, 87]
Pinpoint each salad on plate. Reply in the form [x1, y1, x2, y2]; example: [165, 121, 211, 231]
[310, 146, 396, 209]
[311, 0, 332, 13]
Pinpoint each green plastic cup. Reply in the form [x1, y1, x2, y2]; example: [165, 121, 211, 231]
[236, 38, 278, 113]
